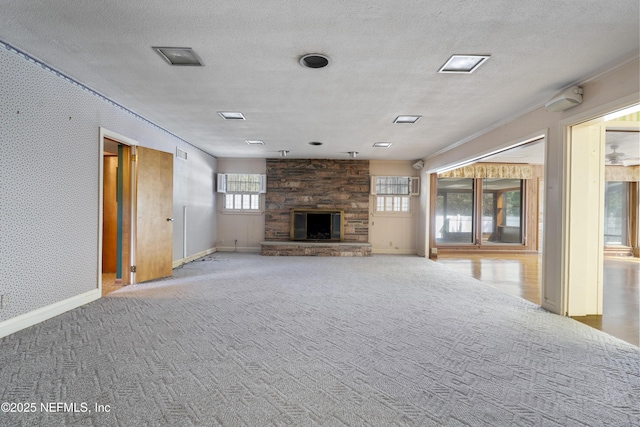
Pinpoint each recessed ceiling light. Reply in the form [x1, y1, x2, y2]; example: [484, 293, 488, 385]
[373, 142, 393, 148]
[394, 115, 421, 124]
[308, 141, 323, 146]
[246, 140, 264, 145]
[438, 55, 490, 73]
[300, 54, 330, 69]
[152, 47, 203, 66]
[218, 112, 246, 120]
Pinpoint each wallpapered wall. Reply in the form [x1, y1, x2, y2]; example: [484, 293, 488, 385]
[0, 44, 217, 324]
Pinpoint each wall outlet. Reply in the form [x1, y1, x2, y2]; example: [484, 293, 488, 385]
[431, 248, 438, 255]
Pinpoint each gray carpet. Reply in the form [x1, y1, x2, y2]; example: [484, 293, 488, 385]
[1, 254, 638, 426]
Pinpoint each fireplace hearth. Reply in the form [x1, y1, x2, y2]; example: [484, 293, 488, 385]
[291, 209, 343, 241]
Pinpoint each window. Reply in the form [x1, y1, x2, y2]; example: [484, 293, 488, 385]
[218, 173, 265, 193]
[217, 173, 266, 212]
[371, 176, 419, 213]
[604, 181, 628, 246]
[435, 178, 474, 243]
[482, 178, 523, 244]
[376, 195, 410, 212]
[435, 177, 525, 245]
[224, 193, 260, 210]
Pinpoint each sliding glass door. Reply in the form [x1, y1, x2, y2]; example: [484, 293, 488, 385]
[435, 178, 474, 244]
[435, 177, 524, 246]
[604, 181, 628, 246]
[482, 178, 523, 245]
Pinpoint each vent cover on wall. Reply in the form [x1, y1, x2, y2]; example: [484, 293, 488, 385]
[176, 147, 188, 160]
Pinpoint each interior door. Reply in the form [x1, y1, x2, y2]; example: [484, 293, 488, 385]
[135, 146, 174, 283]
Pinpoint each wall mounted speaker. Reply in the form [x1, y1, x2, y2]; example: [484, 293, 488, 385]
[545, 86, 583, 112]
[412, 159, 425, 170]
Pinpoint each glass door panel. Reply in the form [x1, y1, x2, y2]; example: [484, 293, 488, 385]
[482, 178, 523, 244]
[436, 178, 474, 244]
[604, 181, 628, 246]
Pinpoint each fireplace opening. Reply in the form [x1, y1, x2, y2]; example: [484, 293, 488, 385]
[291, 209, 344, 241]
[307, 214, 331, 240]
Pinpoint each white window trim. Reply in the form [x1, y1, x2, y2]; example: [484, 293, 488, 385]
[222, 193, 263, 214]
[217, 173, 266, 214]
[373, 195, 413, 215]
[371, 175, 419, 215]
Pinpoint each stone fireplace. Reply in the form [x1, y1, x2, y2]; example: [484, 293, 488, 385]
[291, 209, 343, 241]
[261, 159, 372, 256]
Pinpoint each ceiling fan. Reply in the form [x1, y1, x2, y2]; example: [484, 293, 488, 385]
[605, 144, 640, 166]
[606, 144, 625, 164]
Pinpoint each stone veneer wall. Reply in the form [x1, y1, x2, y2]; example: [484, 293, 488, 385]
[265, 159, 370, 242]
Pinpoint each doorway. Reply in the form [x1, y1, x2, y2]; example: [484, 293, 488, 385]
[430, 137, 545, 253]
[101, 137, 133, 295]
[564, 104, 639, 334]
[99, 128, 175, 295]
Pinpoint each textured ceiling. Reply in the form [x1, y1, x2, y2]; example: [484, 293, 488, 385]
[0, 1, 638, 160]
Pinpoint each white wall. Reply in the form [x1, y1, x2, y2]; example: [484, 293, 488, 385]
[422, 57, 640, 314]
[369, 161, 420, 254]
[216, 158, 266, 252]
[173, 144, 218, 263]
[0, 44, 217, 337]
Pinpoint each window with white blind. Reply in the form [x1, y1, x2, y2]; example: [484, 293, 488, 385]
[371, 176, 419, 213]
[217, 173, 266, 212]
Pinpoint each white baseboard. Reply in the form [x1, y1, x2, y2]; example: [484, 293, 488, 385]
[0, 289, 101, 339]
[216, 246, 261, 253]
[172, 247, 217, 268]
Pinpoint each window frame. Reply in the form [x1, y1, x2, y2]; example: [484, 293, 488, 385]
[435, 178, 475, 244]
[432, 176, 527, 247]
[371, 175, 419, 215]
[217, 173, 266, 214]
[375, 195, 412, 213]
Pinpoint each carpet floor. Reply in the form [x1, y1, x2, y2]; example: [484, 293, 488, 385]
[0, 254, 638, 426]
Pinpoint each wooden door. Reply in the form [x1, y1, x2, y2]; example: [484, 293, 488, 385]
[102, 155, 118, 273]
[135, 146, 174, 283]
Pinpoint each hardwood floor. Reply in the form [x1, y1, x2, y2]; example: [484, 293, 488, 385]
[434, 253, 639, 346]
[101, 272, 124, 296]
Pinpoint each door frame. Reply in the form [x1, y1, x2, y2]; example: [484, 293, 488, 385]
[564, 122, 606, 316]
[99, 127, 138, 291]
[559, 93, 639, 316]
